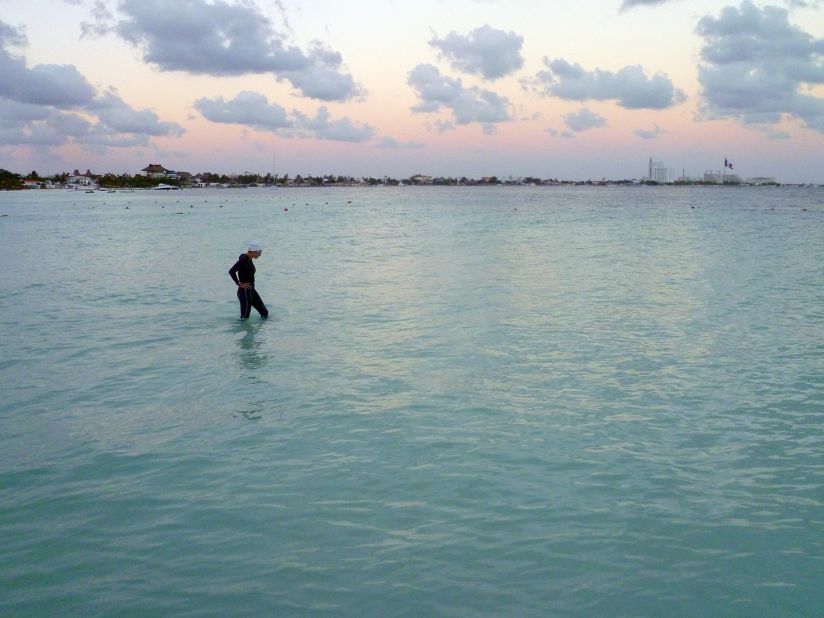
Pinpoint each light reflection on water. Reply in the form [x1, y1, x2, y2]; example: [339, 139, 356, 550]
[1, 186, 823, 616]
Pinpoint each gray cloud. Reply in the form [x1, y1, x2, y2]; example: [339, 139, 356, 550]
[373, 136, 426, 149]
[429, 24, 524, 80]
[529, 58, 686, 109]
[563, 108, 606, 132]
[696, 1, 824, 133]
[0, 18, 183, 151]
[90, 91, 184, 136]
[620, 0, 672, 10]
[635, 125, 666, 139]
[47, 111, 93, 137]
[620, 0, 809, 11]
[194, 91, 293, 131]
[76, 130, 151, 149]
[0, 98, 50, 124]
[195, 91, 374, 142]
[408, 63, 511, 129]
[293, 107, 375, 142]
[0, 22, 97, 108]
[114, 0, 362, 102]
[0, 20, 26, 47]
[280, 44, 363, 102]
[547, 127, 575, 139]
[80, 1, 116, 39]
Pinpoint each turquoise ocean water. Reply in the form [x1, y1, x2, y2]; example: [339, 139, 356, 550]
[1, 186, 822, 616]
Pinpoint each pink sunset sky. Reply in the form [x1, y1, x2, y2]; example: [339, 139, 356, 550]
[1, 0, 823, 182]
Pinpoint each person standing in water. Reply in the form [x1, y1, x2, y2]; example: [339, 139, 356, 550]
[229, 241, 269, 320]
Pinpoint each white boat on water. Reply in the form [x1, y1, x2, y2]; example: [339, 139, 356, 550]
[153, 183, 179, 191]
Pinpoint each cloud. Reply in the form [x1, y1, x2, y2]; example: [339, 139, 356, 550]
[563, 107, 606, 132]
[195, 91, 374, 142]
[620, 0, 673, 10]
[435, 119, 456, 133]
[429, 25, 524, 80]
[529, 58, 686, 109]
[408, 63, 511, 129]
[767, 129, 791, 139]
[547, 127, 575, 139]
[0, 98, 50, 124]
[194, 91, 293, 131]
[114, 0, 361, 101]
[280, 44, 363, 102]
[0, 18, 183, 151]
[90, 91, 184, 136]
[80, 1, 116, 39]
[293, 107, 375, 142]
[0, 123, 67, 147]
[0, 101, 88, 146]
[0, 20, 26, 47]
[696, 1, 824, 133]
[77, 129, 151, 149]
[373, 136, 426, 149]
[0, 22, 97, 108]
[47, 111, 94, 137]
[635, 125, 666, 139]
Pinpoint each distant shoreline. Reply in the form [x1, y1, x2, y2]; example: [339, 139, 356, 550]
[6, 167, 823, 190]
[5, 181, 824, 192]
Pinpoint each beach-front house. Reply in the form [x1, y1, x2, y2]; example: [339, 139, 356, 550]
[141, 164, 173, 178]
[66, 174, 94, 187]
[409, 174, 433, 185]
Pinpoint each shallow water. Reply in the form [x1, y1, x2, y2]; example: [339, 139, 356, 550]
[1, 185, 823, 616]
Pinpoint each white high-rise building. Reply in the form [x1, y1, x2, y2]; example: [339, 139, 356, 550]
[648, 157, 671, 182]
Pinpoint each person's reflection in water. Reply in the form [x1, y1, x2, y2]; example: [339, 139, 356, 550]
[233, 322, 271, 421]
[236, 321, 269, 369]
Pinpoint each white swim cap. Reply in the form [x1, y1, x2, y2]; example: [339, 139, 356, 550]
[248, 241, 263, 252]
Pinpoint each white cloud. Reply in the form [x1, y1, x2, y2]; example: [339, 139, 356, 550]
[114, 0, 362, 102]
[408, 63, 511, 129]
[696, 1, 824, 133]
[429, 25, 524, 80]
[529, 58, 686, 109]
[563, 107, 606, 132]
[195, 91, 374, 142]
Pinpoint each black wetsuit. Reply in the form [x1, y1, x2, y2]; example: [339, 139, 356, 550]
[229, 254, 268, 319]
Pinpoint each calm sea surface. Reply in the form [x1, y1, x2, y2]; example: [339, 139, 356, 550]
[1, 186, 822, 616]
